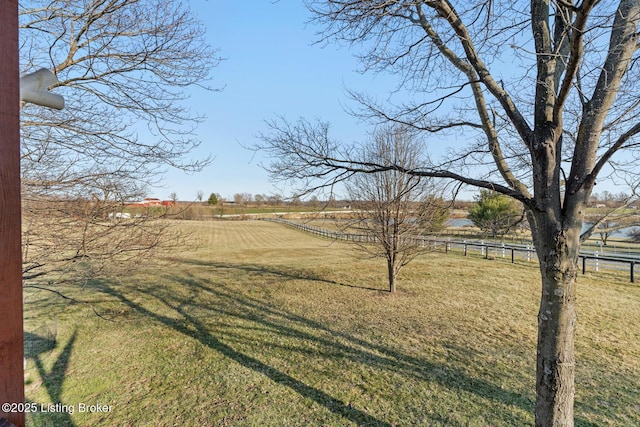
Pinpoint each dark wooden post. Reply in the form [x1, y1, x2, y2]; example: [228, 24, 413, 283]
[631, 261, 635, 284]
[0, 1, 26, 426]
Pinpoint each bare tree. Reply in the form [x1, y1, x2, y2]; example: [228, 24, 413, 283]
[19, 0, 217, 285]
[347, 125, 447, 292]
[582, 188, 640, 244]
[590, 216, 640, 246]
[628, 227, 640, 242]
[259, 1, 640, 425]
[21, 193, 183, 285]
[595, 219, 618, 246]
[233, 193, 252, 206]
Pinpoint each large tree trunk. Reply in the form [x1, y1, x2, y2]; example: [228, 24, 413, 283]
[533, 219, 580, 427]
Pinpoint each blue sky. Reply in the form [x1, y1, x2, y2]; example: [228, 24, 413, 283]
[159, 0, 393, 201]
[155, 1, 625, 203]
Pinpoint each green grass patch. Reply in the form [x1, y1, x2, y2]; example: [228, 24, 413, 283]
[24, 221, 640, 426]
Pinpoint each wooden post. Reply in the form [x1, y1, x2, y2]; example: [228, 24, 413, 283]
[0, 1, 26, 426]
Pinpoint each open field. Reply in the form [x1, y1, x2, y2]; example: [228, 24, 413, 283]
[24, 220, 640, 426]
[159, 203, 353, 220]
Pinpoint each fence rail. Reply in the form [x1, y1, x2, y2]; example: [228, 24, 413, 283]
[264, 218, 639, 283]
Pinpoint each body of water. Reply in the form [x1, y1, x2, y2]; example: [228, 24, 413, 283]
[446, 218, 637, 239]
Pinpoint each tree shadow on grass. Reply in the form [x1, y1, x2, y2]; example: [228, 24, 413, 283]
[92, 264, 543, 426]
[96, 281, 391, 427]
[180, 258, 384, 292]
[178, 275, 534, 409]
[25, 329, 78, 427]
[165, 264, 608, 427]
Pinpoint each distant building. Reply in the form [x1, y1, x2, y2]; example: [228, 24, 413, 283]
[125, 197, 175, 207]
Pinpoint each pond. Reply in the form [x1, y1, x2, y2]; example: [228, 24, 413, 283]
[446, 217, 638, 239]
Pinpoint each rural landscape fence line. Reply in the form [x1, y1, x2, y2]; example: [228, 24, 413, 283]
[264, 218, 639, 283]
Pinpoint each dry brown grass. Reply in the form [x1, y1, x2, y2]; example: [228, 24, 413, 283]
[23, 220, 640, 426]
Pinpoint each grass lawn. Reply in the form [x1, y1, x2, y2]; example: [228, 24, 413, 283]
[24, 220, 640, 426]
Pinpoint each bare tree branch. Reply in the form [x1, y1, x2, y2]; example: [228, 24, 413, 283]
[19, 0, 218, 286]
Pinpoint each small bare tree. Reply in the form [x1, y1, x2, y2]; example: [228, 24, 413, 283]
[346, 125, 446, 292]
[580, 190, 640, 246]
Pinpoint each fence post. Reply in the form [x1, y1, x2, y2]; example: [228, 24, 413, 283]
[511, 248, 515, 263]
[582, 256, 586, 275]
[501, 242, 505, 258]
[526, 245, 531, 262]
[480, 240, 485, 257]
[463, 240, 467, 256]
[594, 251, 599, 272]
[631, 261, 635, 283]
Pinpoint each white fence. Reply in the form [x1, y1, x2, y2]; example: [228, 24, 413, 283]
[265, 218, 639, 283]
